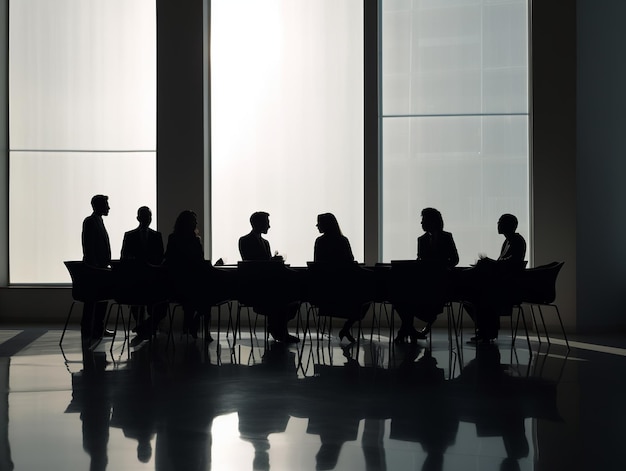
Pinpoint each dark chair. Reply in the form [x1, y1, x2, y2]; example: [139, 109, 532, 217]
[305, 261, 373, 346]
[389, 260, 455, 350]
[60, 261, 114, 347]
[518, 261, 568, 350]
[371, 263, 393, 341]
[452, 263, 532, 352]
[166, 260, 235, 345]
[107, 261, 169, 349]
[235, 261, 302, 345]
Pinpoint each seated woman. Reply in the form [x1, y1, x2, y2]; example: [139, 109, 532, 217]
[394, 208, 459, 344]
[163, 210, 208, 339]
[313, 213, 370, 344]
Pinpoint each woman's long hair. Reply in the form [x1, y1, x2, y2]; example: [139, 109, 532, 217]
[317, 213, 342, 236]
[173, 210, 199, 236]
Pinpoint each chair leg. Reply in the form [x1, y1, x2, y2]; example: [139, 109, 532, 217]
[59, 301, 77, 347]
[531, 305, 551, 345]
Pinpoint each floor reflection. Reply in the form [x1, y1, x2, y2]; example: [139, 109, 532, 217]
[0, 327, 597, 470]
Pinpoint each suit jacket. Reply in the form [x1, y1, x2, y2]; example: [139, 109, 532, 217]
[417, 231, 459, 268]
[239, 232, 272, 261]
[121, 227, 164, 265]
[82, 213, 111, 268]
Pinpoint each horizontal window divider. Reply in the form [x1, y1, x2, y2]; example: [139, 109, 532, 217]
[10, 149, 156, 153]
[382, 113, 529, 119]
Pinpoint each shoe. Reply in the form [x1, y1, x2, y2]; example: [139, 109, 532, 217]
[273, 330, 299, 343]
[411, 328, 427, 341]
[339, 328, 356, 344]
[102, 329, 115, 338]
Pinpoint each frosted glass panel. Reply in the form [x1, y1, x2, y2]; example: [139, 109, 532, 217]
[382, 117, 529, 265]
[9, 0, 156, 150]
[382, 0, 528, 116]
[9, 152, 157, 283]
[211, 0, 364, 265]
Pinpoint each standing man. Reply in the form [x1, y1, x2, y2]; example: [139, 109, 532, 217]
[81, 194, 113, 340]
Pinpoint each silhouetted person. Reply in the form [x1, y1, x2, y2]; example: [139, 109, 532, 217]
[239, 211, 300, 343]
[394, 208, 458, 344]
[465, 213, 526, 342]
[81, 194, 113, 340]
[313, 212, 369, 344]
[121, 206, 167, 341]
[163, 210, 206, 339]
[121, 206, 164, 265]
[239, 211, 277, 261]
[314, 213, 354, 262]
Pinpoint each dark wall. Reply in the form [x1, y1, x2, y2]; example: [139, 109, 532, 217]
[577, 0, 626, 331]
[531, 1, 577, 330]
[156, 0, 207, 244]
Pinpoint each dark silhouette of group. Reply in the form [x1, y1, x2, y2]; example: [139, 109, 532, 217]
[80, 194, 525, 346]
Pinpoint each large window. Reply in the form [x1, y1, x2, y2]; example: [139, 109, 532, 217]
[381, 0, 529, 264]
[9, 0, 156, 283]
[210, 0, 364, 266]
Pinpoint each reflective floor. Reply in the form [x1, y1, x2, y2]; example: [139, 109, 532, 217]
[0, 320, 625, 471]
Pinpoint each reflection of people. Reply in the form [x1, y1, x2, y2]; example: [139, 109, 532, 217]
[395, 208, 458, 344]
[121, 207, 166, 340]
[164, 210, 206, 338]
[313, 213, 367, 344]
[81, 194, 113, 340]
[466, 214, 526, 343]
[239, 212, 299, 343]
[75, 348, 111, 471]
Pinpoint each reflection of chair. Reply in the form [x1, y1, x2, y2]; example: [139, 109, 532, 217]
[235, 261, 302, 345]
[305, 262, 372, 345]
[60, 261, 113, 347]
[519, 262, 568, 350]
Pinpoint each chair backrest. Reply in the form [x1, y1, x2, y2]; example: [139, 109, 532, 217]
[111, 260, 168, 305]
[64, 260, 112, 303]
[388, 260, 446, 307]
[306, 261, 372, 306]
[519, 261, 564, 304]
[236, 260, 301, 305]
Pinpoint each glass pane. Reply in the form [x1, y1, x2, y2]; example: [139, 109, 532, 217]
[211, 0, 364, 266]
[382, 0, 528, 116]
[9, 152, 157, 283]
[9, 0, 156, 150]
[382, 116, 529, 265]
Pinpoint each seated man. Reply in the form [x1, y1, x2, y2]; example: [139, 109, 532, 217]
[238, 212, 299, 343]
[465, 213, 526, 343]
[120, 206, 166, 341]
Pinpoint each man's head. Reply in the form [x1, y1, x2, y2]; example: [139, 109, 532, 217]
[91, 194, 110, 216]
[137, 206, 152, 229]
[497, 213, 518, 235]
[250, 211, 270, 234]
